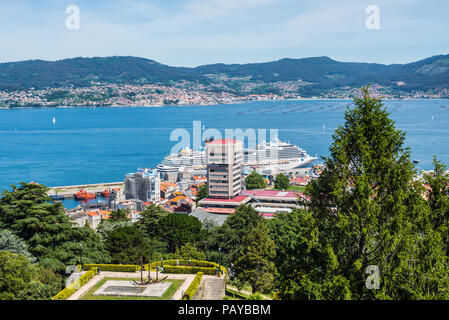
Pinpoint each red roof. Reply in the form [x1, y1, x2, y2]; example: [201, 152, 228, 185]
[201, 195, 249, 203]
[242, 190, 308, 200]
[86, 211, 98, 217]
[203, 207, 236, 214]
[207, 139, 239, 144]
[290, 177, 308, 184]
[260, 212, 276, 217]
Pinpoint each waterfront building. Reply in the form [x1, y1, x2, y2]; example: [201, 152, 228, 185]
[124, 168, 161, 203]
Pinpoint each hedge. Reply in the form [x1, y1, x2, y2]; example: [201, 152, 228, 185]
[149, 260, 228, 275]
[52, 267, 98, 300]
[182, 272, 203, 300]
[162, 265, 217, 275]
[83, 264, 139, 272]
[72, 260, 227, 276]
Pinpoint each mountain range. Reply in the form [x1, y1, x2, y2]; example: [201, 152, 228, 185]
[1, 54, 449, 96]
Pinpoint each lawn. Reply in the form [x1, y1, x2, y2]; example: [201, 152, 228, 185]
[80, 277, 184, 300]
[287, 185, 306, 192]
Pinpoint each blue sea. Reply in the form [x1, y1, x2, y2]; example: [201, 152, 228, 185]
[1, 99, 449, 192]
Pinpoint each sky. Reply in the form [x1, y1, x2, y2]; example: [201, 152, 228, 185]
[0, 0, 448, 66]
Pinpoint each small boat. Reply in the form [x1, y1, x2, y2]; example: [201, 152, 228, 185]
[413, 159, 420, 164]
[52, 117, 56, 124]
[74, 189, 96, 200]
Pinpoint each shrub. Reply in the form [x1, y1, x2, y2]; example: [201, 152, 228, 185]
[52, 267, 98, 300]
[182, 272, 203, 300]
[225, 288, 249, 300]
[163, 266, 217, 275]
[248, 292, 264, 300]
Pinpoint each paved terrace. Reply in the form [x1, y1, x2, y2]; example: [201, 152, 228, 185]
[67, 271, 224, 300]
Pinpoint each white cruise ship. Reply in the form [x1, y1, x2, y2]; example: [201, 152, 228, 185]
[157, 147, 207, 173]
[244, 138, 317, 171]
[157, 139, 316, 173]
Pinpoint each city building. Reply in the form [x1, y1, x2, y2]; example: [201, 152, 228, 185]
[205, 138, 243, 199]
[86, 210, 111, 229]
[124, 168, 161, 203]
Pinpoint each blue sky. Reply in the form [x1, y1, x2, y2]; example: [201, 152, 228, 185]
[0, 0, 448, 66]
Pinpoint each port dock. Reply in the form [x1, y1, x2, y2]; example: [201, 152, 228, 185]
[47, 182, 124, 200]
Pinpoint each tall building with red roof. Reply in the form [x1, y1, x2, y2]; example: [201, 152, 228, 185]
[205, 138, 243, 199]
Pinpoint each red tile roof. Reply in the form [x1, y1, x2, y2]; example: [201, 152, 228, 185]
[203, 207, 236, 214]
[201, 195, 249, 203]
[242, 190, 308, 200]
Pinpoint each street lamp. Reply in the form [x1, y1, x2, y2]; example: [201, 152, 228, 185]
[79, 243, 83, 271]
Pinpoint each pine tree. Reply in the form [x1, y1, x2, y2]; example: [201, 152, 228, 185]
[136, 203, 167, 238]
[424, 156, 449, 254]
[276, 88, 449, 299]
[0, 183, 110, 273]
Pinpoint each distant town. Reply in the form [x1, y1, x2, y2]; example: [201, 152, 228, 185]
[1, 81, 448, 108]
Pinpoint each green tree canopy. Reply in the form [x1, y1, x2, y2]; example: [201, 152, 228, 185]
[136, 204, 167, 238]
[175, 242, 206, 261]
[158, 213, 204, 252]
[0, 229, 35, 262]
[97, 219, 132, 240]
[265, 209, 317, 285]
[196, 184, 208, 203]
[234, 222, 276, 294]
[109, 208, 130, 222]
[0, 251, 61, 300]
[424, 156, 449, 254]
[245, 171, 267, 190]
[274, 173, 290, 190]
[276, 88, 449, 299]
[0, 183, 110, 273]
[105, 225, 151, 264]
[206, 205, 262, 270]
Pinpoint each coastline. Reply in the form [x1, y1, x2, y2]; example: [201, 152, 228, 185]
[1, 97, 448, 110]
